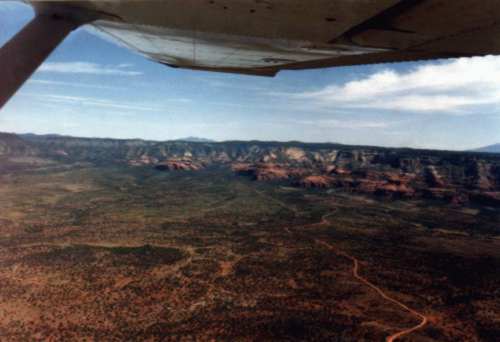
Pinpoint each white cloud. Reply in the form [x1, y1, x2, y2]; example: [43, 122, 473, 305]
[285, 56, 500, 114]
[38, 62, 142, 76]
[25, 93, 158, 112]
[117, 63, 133, 68]
[28, 79, 123, 90]
[286, 119, 391, 130]
[200, 78, 269, 92]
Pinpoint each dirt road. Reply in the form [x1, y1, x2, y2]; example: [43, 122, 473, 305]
[255, 190, 429, 341]
[315, 238, 428, 342]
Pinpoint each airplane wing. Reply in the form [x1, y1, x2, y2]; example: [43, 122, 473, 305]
[2, 0, 500, 107]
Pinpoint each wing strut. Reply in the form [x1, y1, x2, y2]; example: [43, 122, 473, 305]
[0, 13, 82, 109]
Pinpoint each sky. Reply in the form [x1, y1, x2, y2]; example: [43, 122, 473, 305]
[1, 2, 500, 150]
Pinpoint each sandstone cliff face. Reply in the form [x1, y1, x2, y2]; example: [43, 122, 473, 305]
[284, 147, 307, 162]
[155, 159, 203, 171]
[291, 169, 416, 198]
[4, 133, 500, 205]
[129, 155, 158, 166]
[295, 175, 334, 189]
[232, 163, 307, 181]
[425, 166, 446, 188]
[468, 161, 495, 190]
[229, 154, 500, 203]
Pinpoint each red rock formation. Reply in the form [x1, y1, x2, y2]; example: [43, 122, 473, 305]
[296, 175, 334, 189]
[129, 155, 159, 166]
[383, 171, 416, 184]
[375, 183, 415, 197]
[232, 163, 253, 174]
[155, 159, 203, 171]
[475, 162, 494, 190]
[355, 178, 415, 197]
[330, 167, 351, 175]
[253, 164, 290, 181]
[325, 165, 337, 174]
[284, 147, 307, 162]
[232, 163, 307, 181]
[232, 163, 280, 180]
[425, 166, 446, 188]
[227, 150, 499, 205]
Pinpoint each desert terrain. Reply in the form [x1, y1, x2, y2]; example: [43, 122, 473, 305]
[0, 132, 499, 341]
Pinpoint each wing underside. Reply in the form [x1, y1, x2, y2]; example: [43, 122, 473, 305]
[27, 0, 500, 76]
[2, 0, 499, 108]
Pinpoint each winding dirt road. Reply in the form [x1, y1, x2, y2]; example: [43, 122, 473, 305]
[257, 188, 430, 342]
[314, 238, 428, 342]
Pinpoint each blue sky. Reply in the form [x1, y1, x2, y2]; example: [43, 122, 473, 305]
[1, 1, 500, 150]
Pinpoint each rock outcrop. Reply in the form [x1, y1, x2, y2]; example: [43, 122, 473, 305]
[155, 159, 203, 171]
[129, 155, 159, 166]
[295, 175, 334, 189]
[232, 163, 306, 181]
[4, 132, 500, 205]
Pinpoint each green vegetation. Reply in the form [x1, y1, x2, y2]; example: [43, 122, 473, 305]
[0, 155, 498, 341]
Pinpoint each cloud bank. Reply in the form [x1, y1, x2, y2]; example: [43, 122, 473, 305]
[38, 62, 142, 76]
[288, 56, 500, 114]
[284, 119, 391, 130]
[26, 93, 157, 113]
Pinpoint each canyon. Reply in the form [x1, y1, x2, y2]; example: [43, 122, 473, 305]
[6, 132, 499, 206]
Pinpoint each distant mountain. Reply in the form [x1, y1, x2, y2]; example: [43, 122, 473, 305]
[473, 144, 500, 153]
[0, 132, 38, 156]
[175, 137, 215, 143]
[20, 133, 69, 139]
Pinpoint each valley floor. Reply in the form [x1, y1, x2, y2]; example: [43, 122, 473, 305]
[0, 164, 499, 341]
